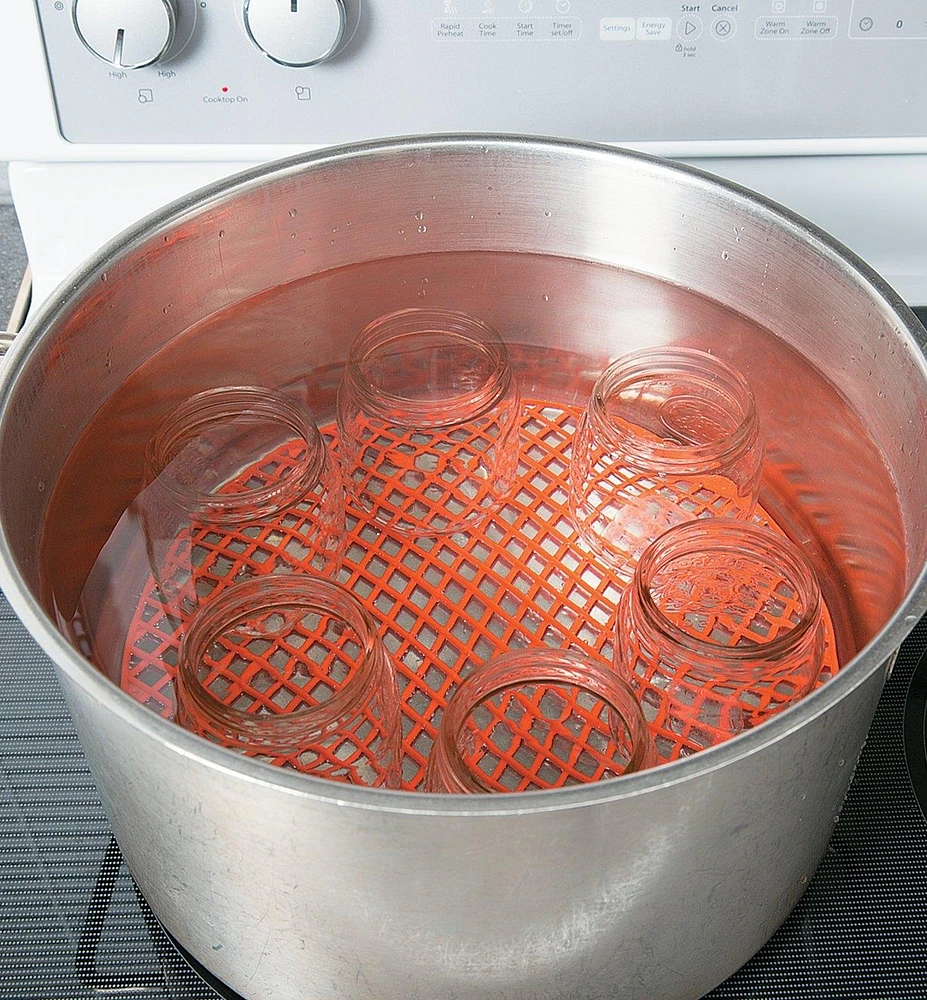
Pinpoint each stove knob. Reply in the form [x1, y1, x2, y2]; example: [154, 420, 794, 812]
[244, 0, 346, 67]
[73, 0, 177, 70]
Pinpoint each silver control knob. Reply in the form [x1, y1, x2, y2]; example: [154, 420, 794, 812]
[244, 0, 346, 67]
[73, 0, 177, 69]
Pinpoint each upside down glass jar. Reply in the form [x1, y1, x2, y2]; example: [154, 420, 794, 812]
[336, 307, 522, 539]
[136, 385, 346, 620]
[425, 648, 655, 793]
[616, 518, 826, 760]
[569, 347, 762, 575]
[176, 574, 402, 788]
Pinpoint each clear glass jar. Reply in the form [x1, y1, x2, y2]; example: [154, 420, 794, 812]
[336, 307, 521, 538]
[176, 575, 401, 787]
[615, 518, 825, 759]
[137, 386, 345, 619]
[569, 347, 761, 573]
[424, 648, 655, 793]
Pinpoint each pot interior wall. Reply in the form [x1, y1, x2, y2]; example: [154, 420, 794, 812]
[1, 141, 924, 668]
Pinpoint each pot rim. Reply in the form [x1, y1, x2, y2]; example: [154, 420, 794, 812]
[2, 133, 926, 816]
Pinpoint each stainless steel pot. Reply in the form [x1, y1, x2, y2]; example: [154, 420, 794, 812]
[2, 137, 926, 1000]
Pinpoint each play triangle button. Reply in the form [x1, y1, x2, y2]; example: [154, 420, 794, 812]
[685, 20, 697, 34]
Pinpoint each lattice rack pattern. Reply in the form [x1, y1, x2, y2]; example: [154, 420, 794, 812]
[120, 399, 839, 790]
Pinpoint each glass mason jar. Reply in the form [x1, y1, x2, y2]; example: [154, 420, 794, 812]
[176, 575, 402, 788]
[336, 307, 522, 538]
[136, 386, 345, 619]
[615, 519, 825, 759]
[569, 347, 762, 573]
[425, 648, 655, 793]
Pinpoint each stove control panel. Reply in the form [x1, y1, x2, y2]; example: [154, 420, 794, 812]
[31, 0, 927, 144]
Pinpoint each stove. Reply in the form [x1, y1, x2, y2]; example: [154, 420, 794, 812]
[3, 1, 927, 997]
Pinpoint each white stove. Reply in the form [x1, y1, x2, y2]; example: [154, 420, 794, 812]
[3, 4, 927, 999]
[3, 1, 927, 307]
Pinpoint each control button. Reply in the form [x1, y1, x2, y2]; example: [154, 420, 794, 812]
[755, 15, 837, 39]
[433, 18, 468, 38]
[556, 0, 571, 11]
[637, 17, 672, 40]
[859, 16, 873, 31]
[518, 0, 534, 12]
[676, 16, 702, 40]
[73, 0, 176, 69]
[772, 0, 786, 11]
[295, 85, 311, 100]
[812, 0, 826, 11]
[711, 16, 736, 39]
[599, 17, 635, 40]
[757, 15, 790, 37]
[547, 18, 579, 39]
[243, 0, 346, 67]
[137, 87, 154, 102]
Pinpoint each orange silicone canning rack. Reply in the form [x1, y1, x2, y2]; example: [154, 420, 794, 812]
[119, 398, 840, 790]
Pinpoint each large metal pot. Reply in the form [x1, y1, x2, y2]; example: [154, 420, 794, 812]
[1, 137, 926, 1000]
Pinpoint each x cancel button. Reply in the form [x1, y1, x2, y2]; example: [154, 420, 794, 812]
[711, 16, 736, 39]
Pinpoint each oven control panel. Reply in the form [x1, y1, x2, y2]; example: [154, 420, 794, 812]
[31, 0, 927, 144]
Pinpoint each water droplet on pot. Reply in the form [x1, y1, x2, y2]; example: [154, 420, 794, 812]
[418, 225, 427, 234]
[288, 208, 298, 218]
[542, 294, 550, 302]
[721, 250, 729, 260]
[218, 230, 225, 239]
[414, 210, 424, 221]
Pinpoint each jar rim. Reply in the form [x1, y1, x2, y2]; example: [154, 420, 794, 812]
[589, 347, 759, 470]
[342, 307, 514, 429]
[632, 519, 823, 666]
[428, 648, 654, 793]
[144, 386, 327, 525]
[177, 575, 388, 749]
